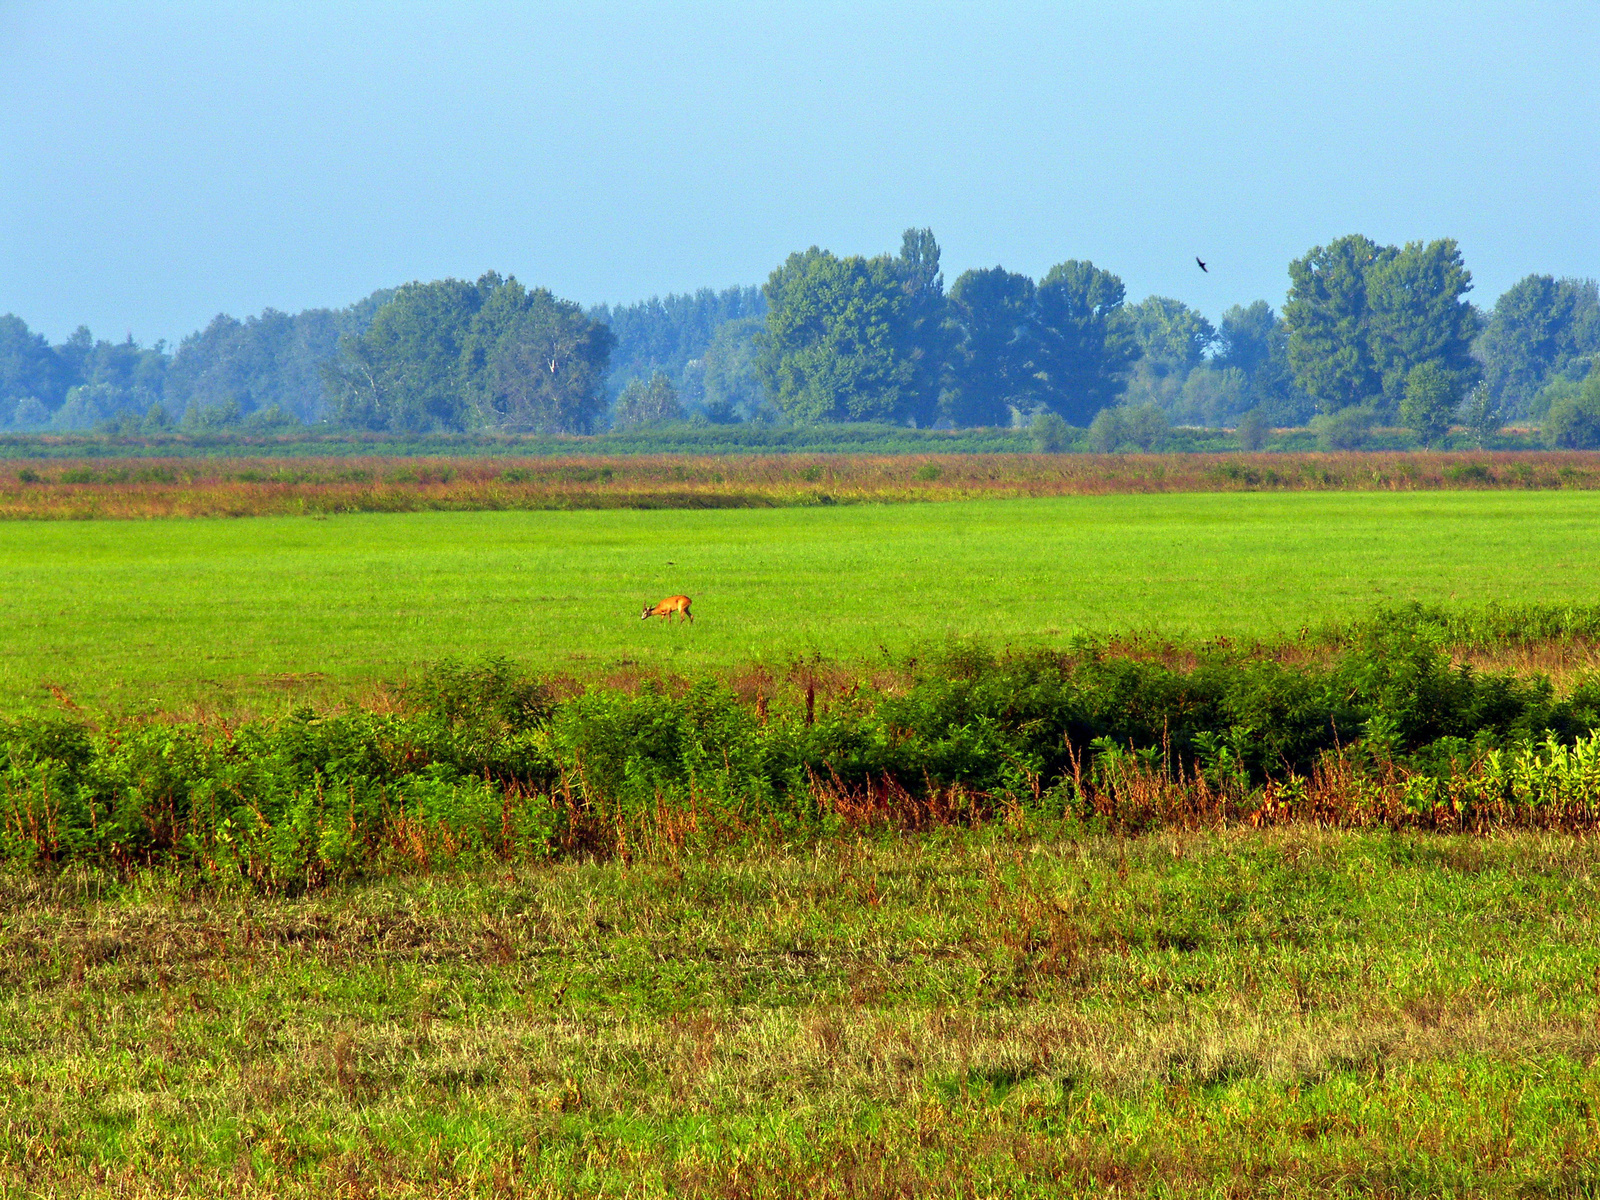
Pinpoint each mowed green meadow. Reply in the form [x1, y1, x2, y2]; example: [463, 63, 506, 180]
[3, 489, 1597, 712]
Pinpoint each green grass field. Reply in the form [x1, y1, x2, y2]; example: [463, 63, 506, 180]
[4, 489, 1600, 712]
[6, 829, 1599, 1197]
[9, 486, 1600, 1197]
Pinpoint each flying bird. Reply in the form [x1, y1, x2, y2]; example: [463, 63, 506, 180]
[1195, 257, 1208, 273]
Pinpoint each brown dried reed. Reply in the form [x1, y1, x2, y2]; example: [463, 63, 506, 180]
[1, 450, 1597, 519]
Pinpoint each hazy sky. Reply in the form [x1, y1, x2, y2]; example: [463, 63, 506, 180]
[2, 1, 1596, 346]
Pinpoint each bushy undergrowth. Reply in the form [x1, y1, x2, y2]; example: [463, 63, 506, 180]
[8, 612, 1600, 884]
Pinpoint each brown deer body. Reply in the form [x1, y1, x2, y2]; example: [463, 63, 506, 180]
[641, 595, 693, 623]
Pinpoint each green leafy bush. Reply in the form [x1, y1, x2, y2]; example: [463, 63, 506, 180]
[1311, 404, 1377, 450]
[1234, 408, 1270, 451]
[1030, 411, 1071, 453]
[1544, 370, 1600, 449]
[8, 607, 1600, 879]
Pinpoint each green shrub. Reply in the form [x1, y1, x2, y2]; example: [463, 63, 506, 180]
[1311, 404, 1377, 450]
[1445, 461, 1494, 484]
[1544, 371, 1600, 449]
[1030, 411, 1070, 453]
[1235, 408, 1270, 451]
[1398, 362, 1459, 448]
[1087, 405, 1169, 453]
[10, 610, 1600, 877]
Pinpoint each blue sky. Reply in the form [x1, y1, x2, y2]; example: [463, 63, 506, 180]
[2, 0, 1596, 346]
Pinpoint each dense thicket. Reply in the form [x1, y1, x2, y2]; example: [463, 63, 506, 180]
[7, 608, 1600, 879]
[3, 232, 1595, 443]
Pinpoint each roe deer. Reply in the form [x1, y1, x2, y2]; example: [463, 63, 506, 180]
[641, 595, 693, 623]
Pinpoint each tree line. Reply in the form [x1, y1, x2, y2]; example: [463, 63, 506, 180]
[2, 230, 1597, 444]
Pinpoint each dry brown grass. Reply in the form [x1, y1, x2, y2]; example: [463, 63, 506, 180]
[1456, 639, 1600, 686]
[1, 449, 1598, 519]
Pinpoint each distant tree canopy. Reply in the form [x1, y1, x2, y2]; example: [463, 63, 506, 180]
[0, 315, 68, 414]
[166, 292, 391, 423]
[942, 266, 1035, 427]
[325, 274, 614, 434]
[0, 321, 170, 431]
[1029, 261, 1140, 426]
[1477, 275, 1600, 417]
[1129, 296, 1215, 379]
[759, 246, 917, 424]
[0, 290, 391, 432]
[700, 317, 768, 423]
[591, 285, 765, 416]
[1, 227, 1590, 440]
[1284, 234, 1479, 418]
[1213, 301, 1307, 425]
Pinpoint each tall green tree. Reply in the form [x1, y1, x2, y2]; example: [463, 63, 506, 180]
[890, 228, 950, 427]
[1030, 260, 1137, 425]
[1128, 296, 1215, 376]
[1365, 238, 1479, 407]
[0, 315, 69, 422]
[941, 266, 1035, 427]
[1285, 234, 1479, 418]
[1477, 274, 1600, 416]
[325, 276, 489, 431]
[1215, 301, 1311, 425]
[1398, 360, 1456, 447]
[1121, 295, 1217, 420]
[1214, 301, 1278, 378]
[462, 280, 614, 433]
[758, 247, 911, 423]
[1283, 234, 1390, 412]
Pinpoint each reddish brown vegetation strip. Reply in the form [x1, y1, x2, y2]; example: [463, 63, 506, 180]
[0, 451, 1597, 519]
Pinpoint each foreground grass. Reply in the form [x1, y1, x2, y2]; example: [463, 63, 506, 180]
[3, 828, 1599, 1197]
[3, 490, 1600, 712]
